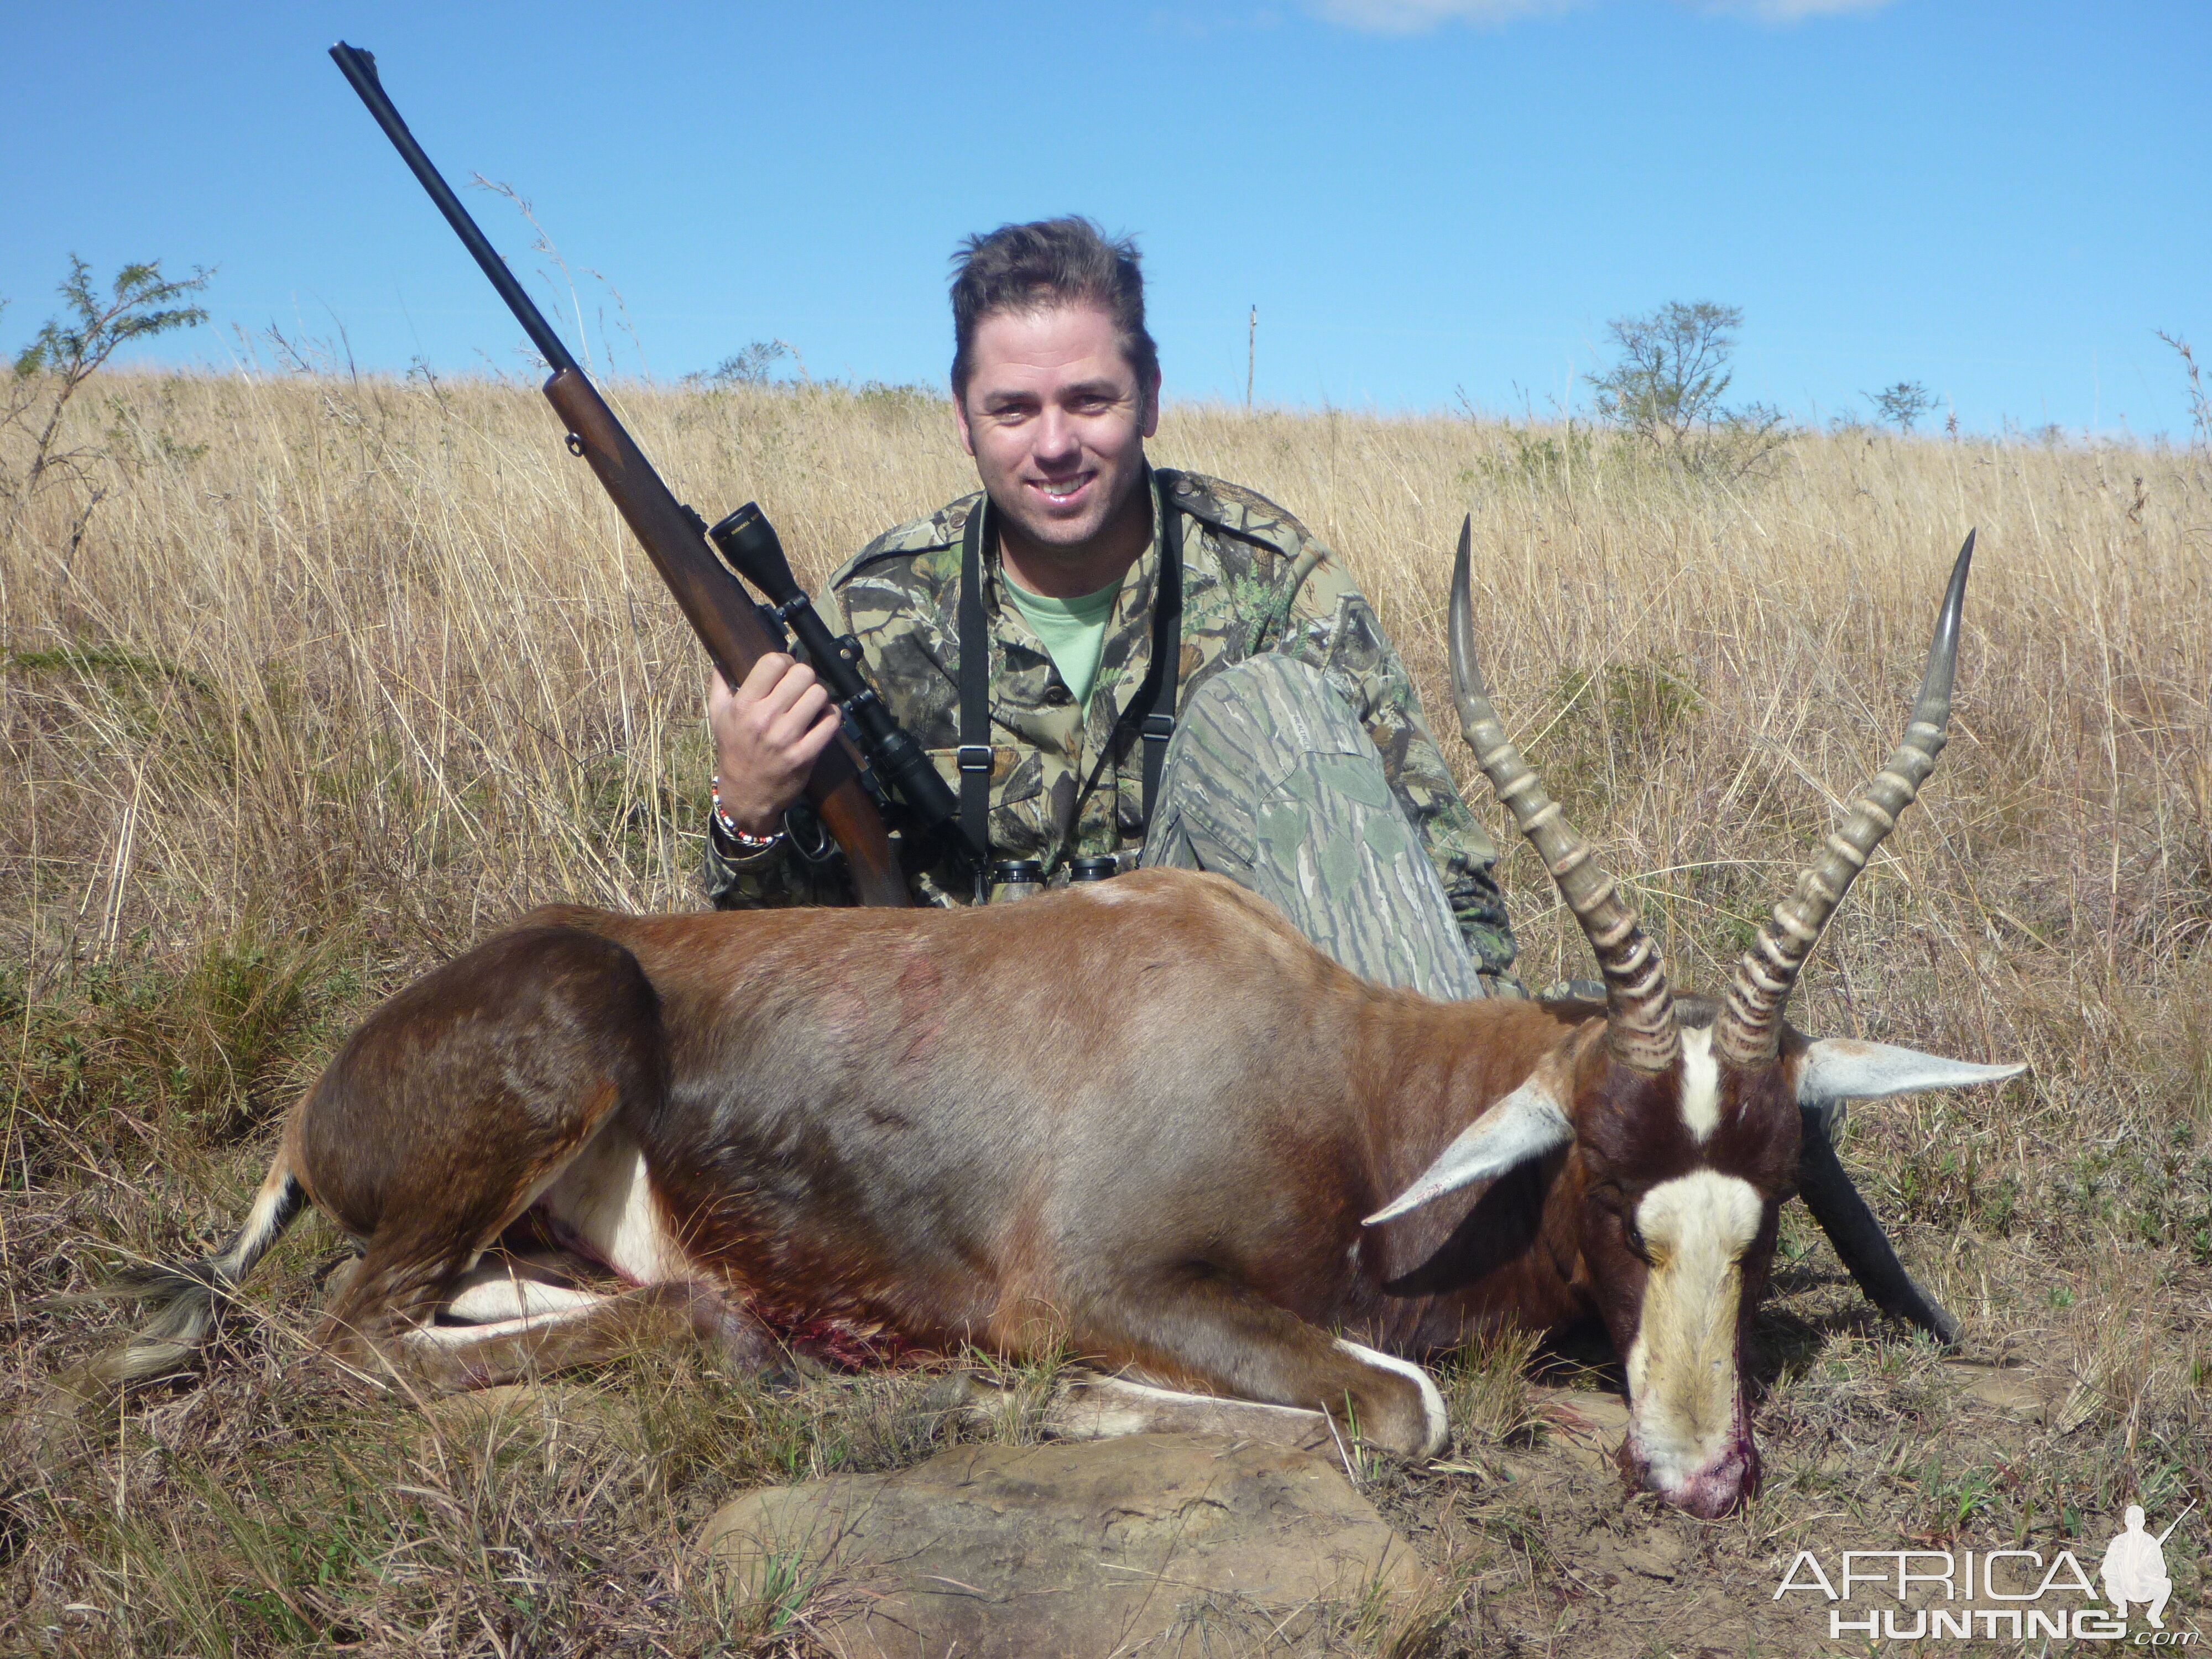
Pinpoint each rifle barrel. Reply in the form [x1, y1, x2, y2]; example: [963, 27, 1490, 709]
[329, 43, 575, 375]
[2154, 1500, 2195, 1545]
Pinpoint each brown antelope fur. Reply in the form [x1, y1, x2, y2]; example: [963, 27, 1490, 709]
[106, 871, 1571, 1455]
[86, 529, 2022, 1517]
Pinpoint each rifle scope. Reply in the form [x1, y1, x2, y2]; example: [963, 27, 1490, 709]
[708, 504, 961, 832]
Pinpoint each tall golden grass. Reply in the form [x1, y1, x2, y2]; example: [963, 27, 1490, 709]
[6, 374, 2205, 1034]
[2, 372, 2207, 1652]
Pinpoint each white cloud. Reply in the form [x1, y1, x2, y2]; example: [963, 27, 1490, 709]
[1302, 0, 1581, 34]
[1687, 0, 1897, 18]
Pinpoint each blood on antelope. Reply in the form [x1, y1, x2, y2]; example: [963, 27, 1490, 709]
[76, 528, 2021, 1517]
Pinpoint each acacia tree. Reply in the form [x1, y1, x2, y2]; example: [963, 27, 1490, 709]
[2, 255, 211, 548]
[1588, 300, 1739, 444]
[1585, 300, 1786, 478]
[1869, 380, 1934, 433]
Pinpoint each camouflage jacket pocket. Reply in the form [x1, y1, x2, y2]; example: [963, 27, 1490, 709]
[921, 745, 1055, 863]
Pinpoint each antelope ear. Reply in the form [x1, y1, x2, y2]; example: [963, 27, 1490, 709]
[1364, 1076, 1572, 1226]
[1797, 1038, 2027, 1105]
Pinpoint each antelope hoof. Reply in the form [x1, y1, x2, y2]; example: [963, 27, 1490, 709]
[1334, 1341, 1450, 1459]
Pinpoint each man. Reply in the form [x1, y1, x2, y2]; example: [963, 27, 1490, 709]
[704, 217, 1517, 999]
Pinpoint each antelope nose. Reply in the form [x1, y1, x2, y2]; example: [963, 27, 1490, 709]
[1638, 1439, 1762, 1519]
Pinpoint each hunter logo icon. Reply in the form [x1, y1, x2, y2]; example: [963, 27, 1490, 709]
[1775, 1501, 2197, 1642]
[2103, 1504, 2189, 1630]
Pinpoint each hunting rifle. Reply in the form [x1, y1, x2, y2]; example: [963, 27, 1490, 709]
[330, 42, 960, 907]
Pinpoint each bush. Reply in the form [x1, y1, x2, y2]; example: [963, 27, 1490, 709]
[688, 338, 801, 388]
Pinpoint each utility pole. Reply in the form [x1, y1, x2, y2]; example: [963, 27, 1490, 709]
[1246, 305, 1256, 411]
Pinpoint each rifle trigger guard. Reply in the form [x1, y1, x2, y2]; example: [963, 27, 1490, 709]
[564, 432, 585, 457]
[783, 806, 837, 866]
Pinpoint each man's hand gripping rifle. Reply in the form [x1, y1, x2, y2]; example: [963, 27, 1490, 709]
[706, 505, 958, 854]
[329, 42, 958, 906]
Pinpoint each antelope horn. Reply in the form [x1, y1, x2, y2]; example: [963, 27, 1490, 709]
[1715, 531, 1976, 1067]
[1449, 517, 1678, 1073]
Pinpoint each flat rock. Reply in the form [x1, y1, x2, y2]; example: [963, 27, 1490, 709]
[1528, 1384, 1629, 1440]
[700, 1433, 1436, 1658]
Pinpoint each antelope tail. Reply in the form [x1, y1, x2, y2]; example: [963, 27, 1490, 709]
[69, 1154, 309, 1390]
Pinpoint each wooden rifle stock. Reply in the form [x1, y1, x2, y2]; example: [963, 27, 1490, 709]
[542, 369, 909, 909]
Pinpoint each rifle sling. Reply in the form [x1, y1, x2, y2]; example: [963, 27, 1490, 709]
[956, 503, 993, 900]
[956, 474, 1181, 893]
[1139, 483, 1184, 823]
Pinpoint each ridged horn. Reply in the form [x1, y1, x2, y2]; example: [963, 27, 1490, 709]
[1449, 517, 1678, 1073]
[1715, 531, 1976, 1067]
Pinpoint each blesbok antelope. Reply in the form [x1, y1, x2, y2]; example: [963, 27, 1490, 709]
[85, 528, 2021, 1517]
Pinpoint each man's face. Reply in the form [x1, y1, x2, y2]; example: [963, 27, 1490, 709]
[954, 302, 1160, 559]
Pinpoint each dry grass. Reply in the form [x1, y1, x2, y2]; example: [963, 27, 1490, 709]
[2, 371, 2209, 1653]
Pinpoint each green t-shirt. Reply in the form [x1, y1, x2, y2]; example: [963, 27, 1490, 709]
[1002, 571, 1121, 711]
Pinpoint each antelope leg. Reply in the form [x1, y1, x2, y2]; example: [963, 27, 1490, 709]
[1797, 1107, 1961, 1347]
[940, 1370, 1338, 1453]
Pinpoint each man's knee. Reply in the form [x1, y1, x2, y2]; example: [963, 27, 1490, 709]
[1178, 654, 1367, 761]
[1149, 658, 1385, 857]
[1145, 655, 1369, 871]
[1146, 653, 1477, 1001]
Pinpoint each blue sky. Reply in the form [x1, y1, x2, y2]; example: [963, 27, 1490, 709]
[4, 1, 2205, 438]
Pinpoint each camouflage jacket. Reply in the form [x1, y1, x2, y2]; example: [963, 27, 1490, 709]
[704, 468, 1517, 978]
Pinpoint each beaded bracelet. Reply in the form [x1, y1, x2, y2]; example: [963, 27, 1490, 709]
[710, 776, 786, 853]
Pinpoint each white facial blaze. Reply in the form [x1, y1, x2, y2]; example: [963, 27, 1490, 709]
[1624, 1171, 1763, 1491]
[1677, 1023, 1720, 1142]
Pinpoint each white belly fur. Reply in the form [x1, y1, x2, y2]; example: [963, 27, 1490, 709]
[536, 1124, 687, 1286]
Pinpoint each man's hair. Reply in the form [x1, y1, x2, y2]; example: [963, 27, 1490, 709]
[950, 217, 1159, 405]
